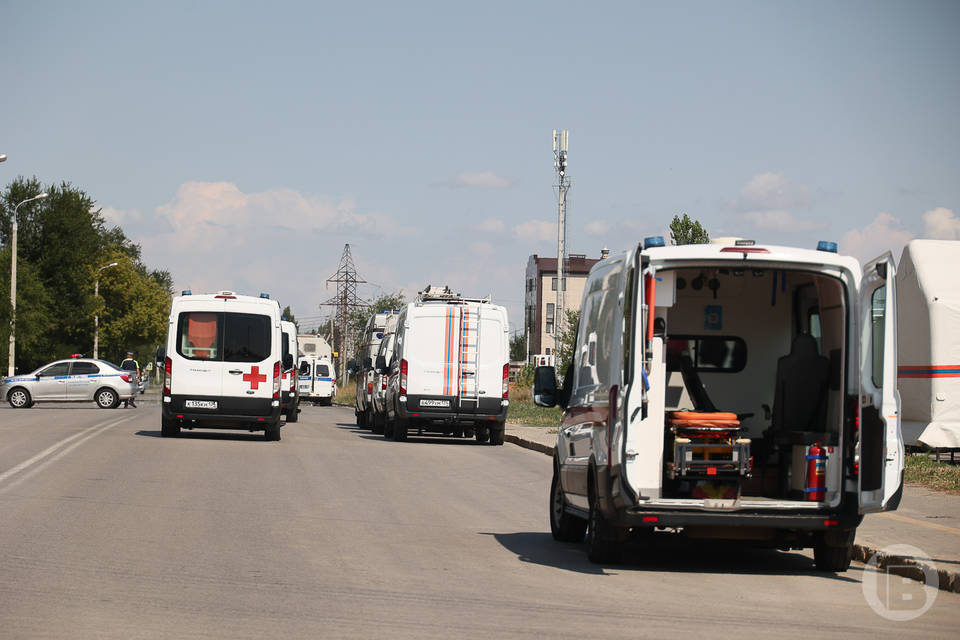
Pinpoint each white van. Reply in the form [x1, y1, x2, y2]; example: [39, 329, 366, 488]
[280, 320, 300, 422]
[354, 310, 400, 426]
[384, 285, 510, 444]
[534, 238, 903, 570]
[159, 290, 290, 441]
[296, 334, 335, 405]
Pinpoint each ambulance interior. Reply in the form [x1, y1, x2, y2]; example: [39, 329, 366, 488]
[656, 266, 847, 504]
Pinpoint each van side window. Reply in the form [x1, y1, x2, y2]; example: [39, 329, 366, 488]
[871, 286, 885, 388]
[178, 312, 220, 360]
[666, 335, 747, 373]
[317, 364, 330, 377]
[622, 266, 636, 385]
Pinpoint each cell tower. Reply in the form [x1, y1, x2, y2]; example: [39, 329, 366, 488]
[553, 129, 571, 342]
[321, 243, 366, 381]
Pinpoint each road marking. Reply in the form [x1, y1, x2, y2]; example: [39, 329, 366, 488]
[878, 511, 960, 535]
[0, 414, 135, 490]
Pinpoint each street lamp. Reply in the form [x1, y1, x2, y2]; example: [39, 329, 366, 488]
[93, 262, 119, 360]
[7, 192, 49, 376]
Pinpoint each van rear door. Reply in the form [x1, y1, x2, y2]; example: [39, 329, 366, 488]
[174, 306, 225, 398]
[859, 252, 904, 513]
[219, 310, 276, 404]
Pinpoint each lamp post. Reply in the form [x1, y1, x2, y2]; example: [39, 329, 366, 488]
[8, 193, 49, 376]
[93, 262, 119, 360]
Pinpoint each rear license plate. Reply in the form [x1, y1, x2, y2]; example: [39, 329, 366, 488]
[185, 400, 217, 409]
[420, 399, 450, 408]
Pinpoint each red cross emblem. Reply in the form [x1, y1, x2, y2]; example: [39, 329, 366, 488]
[243, 366, 267, 390]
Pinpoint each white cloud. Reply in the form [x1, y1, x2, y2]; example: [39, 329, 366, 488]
[584, 220, 610, 236]
[476, 218, 505, 233]
[840, 212, 914, 264]
[447, 170, 512, 189]
[921, 206, 960, 240]
[471, 241, 496, 257]
[512, 219, 555, 242]
[98, 206, 142, 226]
[742, 210, 827, 232]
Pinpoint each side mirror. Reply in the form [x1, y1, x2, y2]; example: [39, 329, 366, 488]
[533, 365, 561, 408]
[375, 355, 387, 373]
[283, 353, 294, 370]
[156, 346, 166, 365]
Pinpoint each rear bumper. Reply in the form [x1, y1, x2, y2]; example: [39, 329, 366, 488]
[398, 394, 507, 423]
[614, 507, 861, 531]
[163, 394, 281, 429]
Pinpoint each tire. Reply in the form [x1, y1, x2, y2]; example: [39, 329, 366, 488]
[394, 416, 409, 442]
[161, 415, 180, 437]
[550, 464, 587, 542]
[7, 387, 32, 409]
[96, 388, 118, 409]
[489, 421, 505, 446]
[384, 413, 395, 439]
[356, 407, 366, 427]
[285, 404, 299, 423]
[265, 421, 282, 442]
[371, 411, 384, 435]
[365, 408, 374, 430]
[814, 540, 853, 572]
[475, 426, 490, 443]
[587, 483, 623, 564]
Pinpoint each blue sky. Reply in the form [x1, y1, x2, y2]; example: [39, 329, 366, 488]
[4, 1, 958, 331]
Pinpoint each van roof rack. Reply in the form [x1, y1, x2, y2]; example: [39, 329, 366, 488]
[416, 284, 491, 304]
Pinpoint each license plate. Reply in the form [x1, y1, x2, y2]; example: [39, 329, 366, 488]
[185, 400, 217, 409]
[420, 399, 450, 408]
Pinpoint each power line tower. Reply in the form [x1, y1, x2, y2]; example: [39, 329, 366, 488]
[553, 129, 571, 342]
[321, 243, 366, 382]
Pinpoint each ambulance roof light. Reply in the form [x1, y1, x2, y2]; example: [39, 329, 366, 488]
[643, 236, 665, 249]
[817, 241, 838, 253]
[259, 293, 270, 299]
[181, 289, 192, 296]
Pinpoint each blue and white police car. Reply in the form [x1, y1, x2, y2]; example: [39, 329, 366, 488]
[1, 357, 138, 409]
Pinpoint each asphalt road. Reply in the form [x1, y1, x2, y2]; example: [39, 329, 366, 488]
[1, 403, 958, 638]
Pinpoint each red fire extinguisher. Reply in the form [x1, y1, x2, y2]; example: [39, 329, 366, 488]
[805, 441, 827, 502]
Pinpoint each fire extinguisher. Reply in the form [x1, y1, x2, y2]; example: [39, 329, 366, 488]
[805, 441, 827, 502]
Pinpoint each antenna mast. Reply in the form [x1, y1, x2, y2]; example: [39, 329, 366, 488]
[553, 129, 570, 344]
[320, 243, 367, 382]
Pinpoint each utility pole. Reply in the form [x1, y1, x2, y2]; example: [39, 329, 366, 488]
[553, 129, 570, 348]
[320, 244, 366, 383]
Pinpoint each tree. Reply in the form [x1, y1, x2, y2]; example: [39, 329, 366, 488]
[346, 291, 407, 358]
[554, 309, 580, 377]
[281, 306, 298, 331]
[669, 213, 710, 245]
[509, 332, 527, 361]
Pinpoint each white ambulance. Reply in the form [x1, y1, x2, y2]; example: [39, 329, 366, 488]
[158, 290, 289, 441]
[384, 285, 510, 444]
[280, 320, 300, 422]
[297, 334, 336, 405]
[534, 238, 903, 570]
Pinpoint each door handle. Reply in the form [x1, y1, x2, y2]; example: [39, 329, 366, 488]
[228, 369, 243, 375]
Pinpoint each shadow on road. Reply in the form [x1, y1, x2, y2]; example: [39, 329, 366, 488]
[336, 422, 494, 446]
[486, 531, 862, 583]
[135, 429, 268, 442]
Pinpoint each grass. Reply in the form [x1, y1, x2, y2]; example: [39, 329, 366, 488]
[334, 380, 356, 407]
[506, 382, 562, 427]
[905, 453, 960, 494]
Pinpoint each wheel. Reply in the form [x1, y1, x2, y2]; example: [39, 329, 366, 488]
[371, 411, 384, 435]
[7, 387, 32, 409]
[285, 404, 299, 423]
[265, 421, 282, 441]
[814, 540, 853, 572]
[365, 408, 374, 430]
[587, 484, 623, 564]
[96, 388, 118, 409]
[550, 464, 587, 542]
[161, 415, 180, 437]
[489, 421, 505, 446]
[475, 426, 490, 443]
[394, 416, 409, 442]
[384, 413, 395, 439]
[356, 407, 366, 427]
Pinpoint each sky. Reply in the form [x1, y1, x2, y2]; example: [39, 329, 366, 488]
[3, 0, 959, 332]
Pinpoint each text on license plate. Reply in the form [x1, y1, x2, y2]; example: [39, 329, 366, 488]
[420, 399, 450, 408]
[185, 400, 218, 409]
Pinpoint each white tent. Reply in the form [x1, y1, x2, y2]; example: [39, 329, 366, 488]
[897, 239, 960, 448]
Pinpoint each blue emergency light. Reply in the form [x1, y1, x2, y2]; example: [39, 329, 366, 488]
[181, 289, 192, 296]
[816, 241, 838, 253]
[644, 236, 666, 249]
[259, 293, 270, 299]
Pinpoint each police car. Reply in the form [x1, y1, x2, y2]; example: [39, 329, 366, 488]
[1, 357, 138, 408]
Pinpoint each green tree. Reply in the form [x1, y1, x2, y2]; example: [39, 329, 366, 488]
[555, 309, 580, 377]
[669, 213, 710, 245]
[509, 331, 527, 361]
[281, 305, 298, 330]
[96, 252, 171, 363]
[346, 291, 407, 358]
[0, 247, 55, 373]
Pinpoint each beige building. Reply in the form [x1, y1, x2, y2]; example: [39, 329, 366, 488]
[524, 251, 606, 359]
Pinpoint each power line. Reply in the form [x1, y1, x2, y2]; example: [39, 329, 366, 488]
[319, 243, 367, 381]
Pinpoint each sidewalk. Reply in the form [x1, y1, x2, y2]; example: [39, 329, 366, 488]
[505, 421, 960, 593]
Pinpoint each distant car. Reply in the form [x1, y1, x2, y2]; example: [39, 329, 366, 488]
[1, 358, 138, 409]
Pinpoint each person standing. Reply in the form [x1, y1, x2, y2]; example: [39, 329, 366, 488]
[120, 351, 140, 408]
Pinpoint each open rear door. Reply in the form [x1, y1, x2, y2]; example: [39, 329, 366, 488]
[859, 252, 904, 513]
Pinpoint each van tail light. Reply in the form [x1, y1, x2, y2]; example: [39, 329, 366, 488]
[381, 377, 387, 391]
[163, 356, 172, 395]
[273, 361, 281, 399]
[502, 363, 509, 399]
[608, 384, 619, 470]
[367, 382, 374, 395]
[400, 359, 408, 395]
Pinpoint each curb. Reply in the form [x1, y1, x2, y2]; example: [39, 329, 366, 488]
[504, 433, 960, 594]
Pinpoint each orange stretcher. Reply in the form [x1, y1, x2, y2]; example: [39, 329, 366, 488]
[668, 411, 751, 480]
